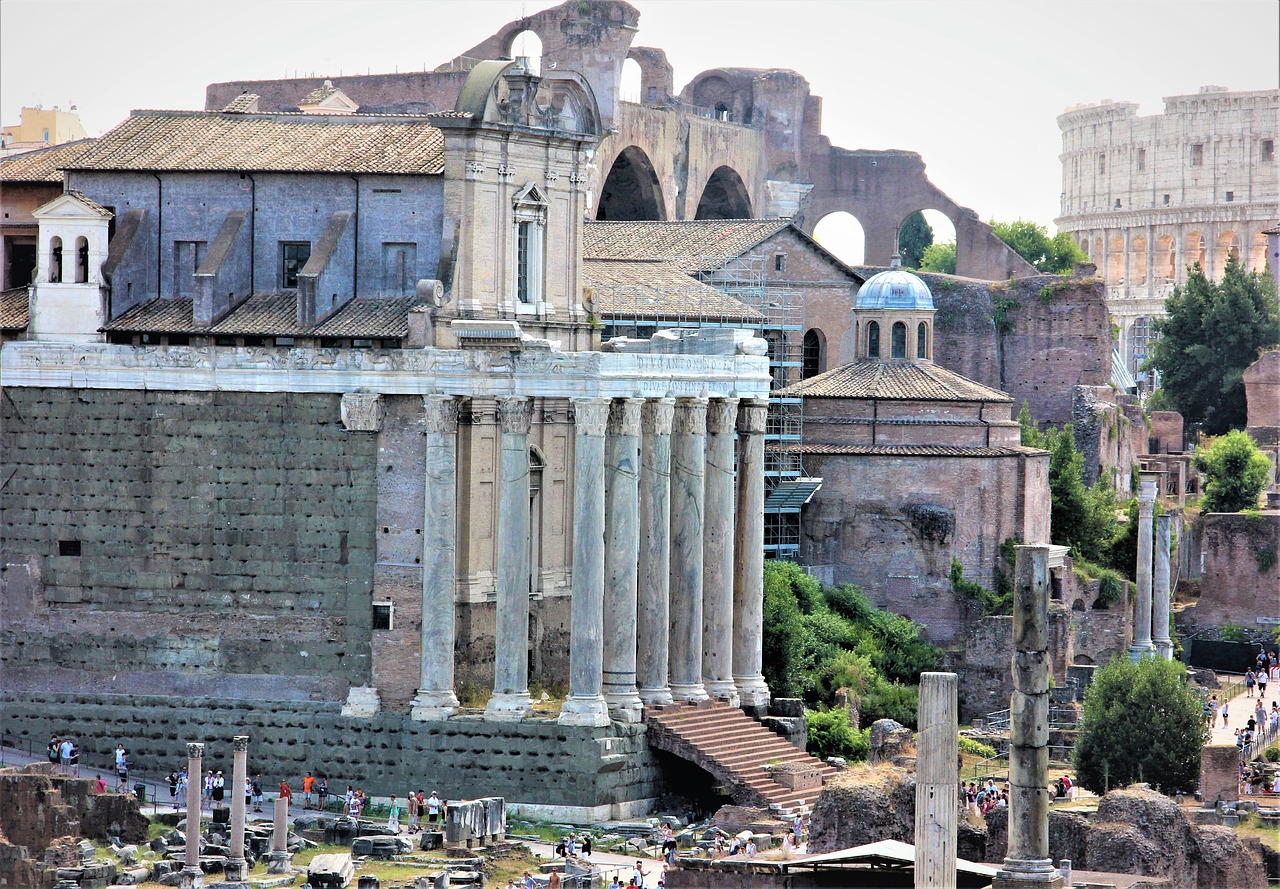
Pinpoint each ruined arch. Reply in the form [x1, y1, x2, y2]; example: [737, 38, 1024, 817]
[596, 146, 666, 221]
[694, 166, 752, 220]
[504, 29, 543, 76]
[1107, 234, 1125, 283]
[1250, 230, 1269, 273]
[1185, 231, 1206, 273]
[812, 211, 866, 266]
[1155, 234, 1175, 283]
[895, 208, 957, 268]
[1215, 230, 1241, 278]
[1129, 235, 1147, 286]
[620, 57, 642, 103]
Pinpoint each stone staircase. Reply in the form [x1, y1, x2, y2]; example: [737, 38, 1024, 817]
[643, 700, 836, 813]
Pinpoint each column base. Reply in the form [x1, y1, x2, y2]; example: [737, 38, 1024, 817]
[996, 857, 1064, 886]
[559, 694, 612, 727]
[340, 685, 382, 717]
[410, 689, 460, 722]
[223, 859, 248, 881]
[704, 679, 740, 707]
[1154, 640, 1174, 660]
[604, 691, 644, 723]
[266, 851, 294, 875]
[485, 692, 532, 721]
[179, 866, 205, 889]
[734, 675, 771, 709]
[670, 682, 709, 702]
[1128, 643, 1156, 662]
[638, 686, 674, 706]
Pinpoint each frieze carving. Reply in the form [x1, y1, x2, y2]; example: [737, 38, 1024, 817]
[341, 393, 383, 432]
[642, 398, 675, 436]
[737, 399, 769, 435]
[705, 398, 741, 434]
[497, 397, 534, 435]
[608, 398, 643, 437]
[571, 398, 610, 437]
[423, 395, 461, 434]
[673, 398, 708, 436]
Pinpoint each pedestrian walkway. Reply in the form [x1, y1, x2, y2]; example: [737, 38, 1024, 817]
[1207, 674, 1278, 753]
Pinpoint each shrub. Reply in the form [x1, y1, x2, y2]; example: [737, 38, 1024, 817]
[951, 558, 1012, 616]
[1263, 745, 1280, 763]
[861, 678, 920, 729]
[805, 708, 870, 762]
[959, 737, 999, 760]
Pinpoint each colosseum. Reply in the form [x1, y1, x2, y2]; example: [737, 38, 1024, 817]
[1055, 85, 1279, 386]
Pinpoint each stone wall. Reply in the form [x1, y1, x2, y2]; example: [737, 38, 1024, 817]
[1188, 511, 1280, 628]
[1073, 385, 1149, 491]
[0, 693, 662, 815]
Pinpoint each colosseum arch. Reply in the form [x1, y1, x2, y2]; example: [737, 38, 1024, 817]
[694, 166, 752, 220]
[1129, 235, 1148, 285]
[1250, 231, 1269, 272]
[596, 146, 666, 221]
[1107, 235, 1125, 283]
[1215, 230, 1241, 278]
[1155, 234, 1176, 284]
[1185, 231, 1207, 274]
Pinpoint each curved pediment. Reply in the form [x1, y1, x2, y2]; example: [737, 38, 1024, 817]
[454, 59, 601, 138]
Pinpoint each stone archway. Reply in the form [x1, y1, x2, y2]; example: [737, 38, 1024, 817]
[694, 166, 752, 220]
[596, 146, 666, 221]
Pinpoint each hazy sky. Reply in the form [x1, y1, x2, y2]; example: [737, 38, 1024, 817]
[2, 0, 1276, 234]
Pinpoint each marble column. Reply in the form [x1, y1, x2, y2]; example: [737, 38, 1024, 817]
[486, 396, 534, 720]
[702, 397, 739, 705]
[994, 545, 1063, 889]
[1128, 476, 1158, 662]
[224, 736, 249, 882]
[1153, 513, 1174, 660]
[266, 795, 292, 873]
[560, 397, 612, 727]
[603, 398, 644, 722]
[637, 398, 675, 706]
[181, 742, 204, 889]
[669, 397, 709, 702]
[916, 673, 958, 889]
[733, 398, 770, 711]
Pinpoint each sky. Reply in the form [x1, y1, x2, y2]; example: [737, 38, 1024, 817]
[2, 0, 1276, 238]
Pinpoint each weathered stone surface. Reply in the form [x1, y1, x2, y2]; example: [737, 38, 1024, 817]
[807, 765, 915, 854]
[867, 719, 915, 764]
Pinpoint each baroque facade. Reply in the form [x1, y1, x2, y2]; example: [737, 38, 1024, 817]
[1055, 85, 1280, 383]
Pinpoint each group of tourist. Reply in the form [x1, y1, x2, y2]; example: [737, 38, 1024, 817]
[45, 735, 81, 777]
[382, 789, 445, 832]
[964, 779, 1010, 814]
[553, 832, 593, 859]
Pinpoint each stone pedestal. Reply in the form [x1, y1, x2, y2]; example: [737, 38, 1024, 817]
[341, 686, 381, 717]
[412, 395, 462, 720]
[603, 398, 644, 722]
[224, 736, 249, 882]
[916, 673, 958, 889]
[1201, 744, 1241, 806]
[560, 398, 612, 727]
[637, 398, 675, 706]
[267, 796, 292, 872]
[732, 399, 770, 710]
[702, 398, 739, 705]
[183, 742, 204, 889]
[1153, 513, 1173, 660]
[1128, 477, 1157, 661]
[487, 396, 534, 721]
[669, 397, 709, 702]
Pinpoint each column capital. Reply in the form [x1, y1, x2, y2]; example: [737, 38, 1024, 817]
[231, 736, 249, 752]
[572, 397, 611, 437]
[423, 394, 461, 433]
[673, 397, 708, 435]
[737, 398, 769, 434]
[187, 742, 204, 758]
[497, 396, 534, 435]
[608, 398, 643, 437]
[706, 397, 741, 434]
[641, 397, 675, 435]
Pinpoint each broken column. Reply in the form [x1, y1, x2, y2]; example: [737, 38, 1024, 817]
[994, 545, 1064, 889]
[224, 736, 249, 883]
[1153, 513, 1173, 660]
[181, 742, 204, 889]
[267, 795, 292, 874]
[915, 672, 958, 889]
[1128, 475, 1157, 662]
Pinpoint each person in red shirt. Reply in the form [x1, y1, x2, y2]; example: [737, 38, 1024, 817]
[279, 780, 292, 809]
[302, 772, 316, 809]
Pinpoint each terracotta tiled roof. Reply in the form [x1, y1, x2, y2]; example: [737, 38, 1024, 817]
[585, 259, 762, 322]
[222, 93, 261, 113]
[63, 190, 115, 217]
[104, 297, 203, 334]
[210, 292, 306, 335]
[778, 360, 1013, 402]
[102, 293, 425, 338]
[312, 296, 423, 337]
[300, 84, 341, 106]
[0, 139, 97, 182]
[0, 287, 30, 330]
[774, 443, 1032, 457]
[584, 219, 793, 270]
[65, 111, 445, 175]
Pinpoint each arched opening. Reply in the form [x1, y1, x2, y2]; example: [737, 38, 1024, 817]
[1078, 236, 1088, 258]
[528, 447, 545, 598]
[694, 166, 751, 220]
[1071, 598, 1086, 612]
[1130, 316, 1155, 379]
[506, 29, 543, 76]
[802, 329, 824, 379]
[917, 322, 929, 360]
[891, 321, 907, 359]
[1107, 234, 1125, 283]
[1249, 231, 1269, 273]
[1129, 235, 1147, 286]
[1093, 236, 1103, 266]
[866, 321, 880, 359]
[813, 212, 866, 266]
[620, 58, 642, 104]
[1155, 234, 1175, 284]
[1185, 231, 1206, 274]
[48, 236, 63, 283]
[1215, 230, 1240, 278]
[596, 146, 665, 221]
[896, 209, 957, 270]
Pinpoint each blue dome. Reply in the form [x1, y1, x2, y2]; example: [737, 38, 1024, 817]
[855, 268, 934, 310]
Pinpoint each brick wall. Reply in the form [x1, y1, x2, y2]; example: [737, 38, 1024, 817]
[1192, 512, 1280, 628]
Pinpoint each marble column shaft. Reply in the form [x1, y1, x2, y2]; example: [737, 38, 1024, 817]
[997, 545, 1061, 885]
[487, 396, 534, 720]
[916, 673, 958, 889]
[272, 796, 289, 852]
[637, 398, 675, 705]
[226, 736, 249, 881]
[603, 398, 644, 722]
[733, 399, 770, 710]
[702, 398, 739, 705]
[669, 397, 709, 702]
[1153, 513, 1173, 660]
[412, 395, 461, 720]
[1129, 478, 1157, 661]
[559, 397, 611, 726]
[183, 743, 204, 882]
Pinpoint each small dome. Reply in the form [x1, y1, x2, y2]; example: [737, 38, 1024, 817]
[855, 267, 934, 311]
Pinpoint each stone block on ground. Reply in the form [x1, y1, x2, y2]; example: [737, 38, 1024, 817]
[308, 852, 354, 889]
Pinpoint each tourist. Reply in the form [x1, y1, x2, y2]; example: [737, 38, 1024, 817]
[608, 876, 622, 889]
[68, 741, 80, 777]
[95, 774, 107, 794]
[1221, 699, 1229, 728]
[245, 776, 253, 810]
[1246, 669, 1257, 698]
[345, 785, 355, 815]
[1273, 773, 1280, 794]
[59, 737, 75, 775]
[745, 838, 757, 857]
[426, 790, 444, 824]
[582, 833, 593, 859]
[278, 778, 292, 809]
[520, 871, 536, 889]
[387, 794, 402, 833]
[317, 776, 328, 810]
[1260, 668, 1270, 698]
[176, 771, 187, 803]
[203, 771, 214, 809]
[48, 735, 60, 767]
[211, 770, 226, 805]
[631, 861, 647, 886]
[407, 789, 420, 832]
[114, 743, 127, 773]
[548, 869, 562, 889]
[302, 771, 316, 809]
[168, 771, 180, 803]
[116, 755, 129, 793]
[252, 774, 264, 812]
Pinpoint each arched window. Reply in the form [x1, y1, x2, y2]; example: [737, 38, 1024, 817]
[867, 321, 880, 359]
[74, 236, 89, 283]
[802, 329, 823, 379]
[917, 322, 928, 359]
[49, 236, 63, 283]
[891, 322, 907, 359]
[529, 447, 545, 596]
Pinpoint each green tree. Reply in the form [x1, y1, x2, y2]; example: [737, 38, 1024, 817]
[1194, 429, 1273, 512]
[805, 708, 870, 761]
[989, 218, 1088, 274]
[898, 211, 934, 269]
[1046, 424, 1117, 564]
[762, 561, 808, 697]
[919, 242, 957, 274]
[1073, 657, 1208, 794]
[1148, 256, 1279, 433]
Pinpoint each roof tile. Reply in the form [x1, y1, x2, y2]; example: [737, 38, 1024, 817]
[0, 139, 97, 182]
[585, 259, 761, 322]
[584, 219, 793, 270]
[779, 360, 1013, 402]
[102, 292, 425, 338]
[0, 287, 30, 330]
